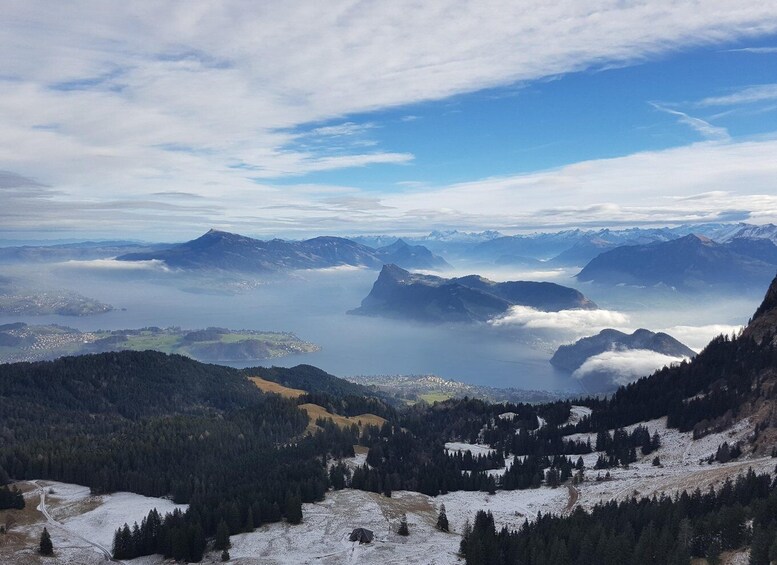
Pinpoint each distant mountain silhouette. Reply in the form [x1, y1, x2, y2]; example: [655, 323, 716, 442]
[576, 234, 777, 290]
[349, 264, 596, 323]
[550, 328, 696, 373]
[117, 230, 448, 272]
[374, 239, 450, 270]
[0, 241, 169, 263]
[352, 223, 777, 266]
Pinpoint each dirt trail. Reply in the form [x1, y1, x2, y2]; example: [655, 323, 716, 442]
[565, 484, 579, 513]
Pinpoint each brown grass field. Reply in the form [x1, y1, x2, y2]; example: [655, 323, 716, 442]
[298, 403, 386, 433]
[248, 376, 306, 398]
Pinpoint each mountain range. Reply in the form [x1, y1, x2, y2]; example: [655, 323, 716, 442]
[117, 229, 449, 272]
[354, 222, 777, 267]
[576, 234, 777, 290]
[0, 241, 170, 263]
[349, 264, 596, 323]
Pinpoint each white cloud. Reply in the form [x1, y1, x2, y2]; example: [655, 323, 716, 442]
[57, 259, 171, 271]
[727, 47, 777, 53]
[377, 138, 777, 233]
[2, 2, 777, 237]
[650, 103, 730, 141]
[658, 324, 743, 352]
[572, 349, 689, 386]
[490, 305, 630, 333]
[697, 84, 777, 107]
[300, 265, 367, 274]
[307, 122, 377, 137]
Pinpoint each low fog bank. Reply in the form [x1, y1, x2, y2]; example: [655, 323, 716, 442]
[572, 349, 690, 387]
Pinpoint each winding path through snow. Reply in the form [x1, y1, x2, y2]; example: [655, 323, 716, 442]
[30, 480, 121, 563]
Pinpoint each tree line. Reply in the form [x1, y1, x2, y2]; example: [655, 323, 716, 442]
[461, 469, 777, 565]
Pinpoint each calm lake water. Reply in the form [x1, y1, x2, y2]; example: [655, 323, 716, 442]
[1, 263, 760, 393]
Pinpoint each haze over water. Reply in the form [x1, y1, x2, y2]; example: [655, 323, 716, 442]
[1, 263, 761, 393]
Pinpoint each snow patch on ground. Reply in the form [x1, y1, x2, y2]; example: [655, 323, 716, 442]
[723, 549, 751, 565]
[486, 455, 516, 478]
[444, 442, 496, 456]
[567, 405, 592, 426]
[227, 486, 568, 564]
[229, 489, 459, 564]
[336, 446, 370, 473]
[5, 481, 186, 565]
[62, 489, 187, 549]
[574, 418, 774, 510]
[438, 487, 568, 531]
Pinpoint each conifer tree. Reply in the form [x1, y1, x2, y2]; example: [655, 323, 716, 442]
[436, 504, 449, 532]
[285, 491, 303, 524]
[214, 519, 231, 551]
[750, 525, 770, 565]
[112, 528, 124, 559]
[0, 485, 25, 510]
[706, 537, 721, 565]
[398, 514, 409, 536]
[769, 533, 777, 565]
[460, 519, 471, 555]
[187, 523, 206, 562]
[244, 506, 254, 532]
[39, 527, 53, 556]
[170, 527, 189, 562]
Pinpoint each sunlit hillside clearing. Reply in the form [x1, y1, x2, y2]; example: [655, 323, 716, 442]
[298, 403, 387, 434]
[248, 376, 386, 433]
[248, 375, 306, 398]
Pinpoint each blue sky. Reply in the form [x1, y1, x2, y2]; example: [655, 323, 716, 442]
[2, 2, 777, 240]
[287, 37, 777, 190]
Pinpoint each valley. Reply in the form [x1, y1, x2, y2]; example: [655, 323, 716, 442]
[5, 6, 777, 564]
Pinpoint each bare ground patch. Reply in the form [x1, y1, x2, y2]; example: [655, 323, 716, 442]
[248, 375, 307, 398]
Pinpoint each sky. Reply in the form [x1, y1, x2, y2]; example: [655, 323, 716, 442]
[2, 1, 777, 241]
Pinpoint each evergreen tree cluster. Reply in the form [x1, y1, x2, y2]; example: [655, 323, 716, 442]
[401, 397, 541, 448]
[509, 425, 592, 458]
[349, 419, 578, 496]
[461, 469, 776, 565]
[591, 426, 661, 469]
[0, 484, 24, 510]
[448, 449, 505, 472]
[711, 441, 743, 464]
[112, 508, 206, 562]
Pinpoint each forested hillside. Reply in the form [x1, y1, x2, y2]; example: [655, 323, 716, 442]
[0, 351, 360, 561]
